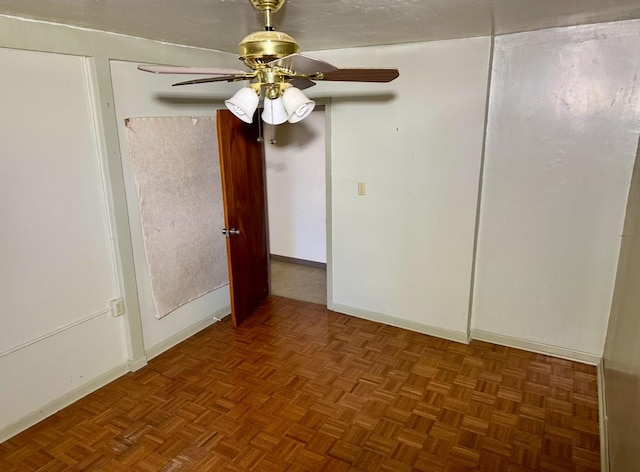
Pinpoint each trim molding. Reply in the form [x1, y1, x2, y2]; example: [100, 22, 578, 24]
[128, 356, 148, 372]
[331, 303, 469, 344]
[270, 254, 326, 269]
[0, 363, 129, 443]
[597, 359, 610, 472]
[145, 306, 231, 360]
[466, 33, 495, 340]
[470, 329, 601, 365]
[0, 308, 111, 359]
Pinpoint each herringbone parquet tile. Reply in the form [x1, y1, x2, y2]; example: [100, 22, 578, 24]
[0, 297, 600, 471]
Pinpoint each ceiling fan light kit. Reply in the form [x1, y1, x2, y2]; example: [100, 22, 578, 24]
[262, 97, 289, 125]
[282, 87, 315, 123]
[224, 87, 260, 123]
[138, 0, 399, 125]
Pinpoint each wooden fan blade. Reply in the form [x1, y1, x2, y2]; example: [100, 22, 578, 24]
[269, 54, 337, 74]
[172, 75, 253, 86]
[288, 78, 316, 90]
[138, 64, 247, 75]
[319, 68, 399, 83]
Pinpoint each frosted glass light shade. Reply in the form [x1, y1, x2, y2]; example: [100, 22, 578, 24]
[262, 97, 288, 125]
[225, 87, 259, 123]
[282, 87, 315, 123]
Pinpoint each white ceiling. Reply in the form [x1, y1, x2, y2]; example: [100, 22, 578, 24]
[1, 0, 639, 53]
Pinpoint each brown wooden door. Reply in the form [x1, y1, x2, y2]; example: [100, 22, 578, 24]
[217, 109, 269, 327]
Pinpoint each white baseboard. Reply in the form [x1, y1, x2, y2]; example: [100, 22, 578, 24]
[0, 363, 129, 443]
[597, 359, 610, 472]
[330, 303, 469, 344]
[470, 329, 601, 365]
[0, 307, 232, 443]
[128, 356, 148, 372]
[145, 306, 231, 361]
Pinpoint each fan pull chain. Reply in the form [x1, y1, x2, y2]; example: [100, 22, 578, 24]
[257, 108, 264, 143]
[269, 99, 277, 144]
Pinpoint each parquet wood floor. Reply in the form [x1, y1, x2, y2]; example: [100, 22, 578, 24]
[0, 296, 600, 471]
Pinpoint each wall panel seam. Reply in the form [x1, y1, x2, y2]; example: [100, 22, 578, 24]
[466, 35, 495, 339]
[0, 308, 111, 359]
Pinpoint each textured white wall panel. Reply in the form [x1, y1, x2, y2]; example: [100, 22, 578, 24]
[0, 46, 129, 432]
[473, 21, 640, 355]
[310, 37, 491, 335]
[0, 48, 117, 354]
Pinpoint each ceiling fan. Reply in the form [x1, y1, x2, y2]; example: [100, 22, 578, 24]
[138, 0, 399, 125]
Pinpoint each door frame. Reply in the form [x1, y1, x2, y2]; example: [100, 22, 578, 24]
[320, 101, 335, 310]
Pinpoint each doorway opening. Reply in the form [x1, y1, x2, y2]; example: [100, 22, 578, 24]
[264, 106, 328, 305]
[270, 256, 326, 305]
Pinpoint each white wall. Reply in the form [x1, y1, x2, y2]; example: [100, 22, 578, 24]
[0, 46, 126, 434]
[110, 61, 235, 352]
[472, 21, 640, 358]
[310, 38, 491, 340]
[265, 109, 327, 263]
[0, 15, 239, 438]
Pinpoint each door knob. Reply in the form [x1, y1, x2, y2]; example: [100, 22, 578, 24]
[222, 228, 240, 237]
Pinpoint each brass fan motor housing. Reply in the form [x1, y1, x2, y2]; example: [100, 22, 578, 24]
[239, 30, 300, 69]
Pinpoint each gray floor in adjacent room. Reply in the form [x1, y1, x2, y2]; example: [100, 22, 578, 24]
[270, 259, 326, 305]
